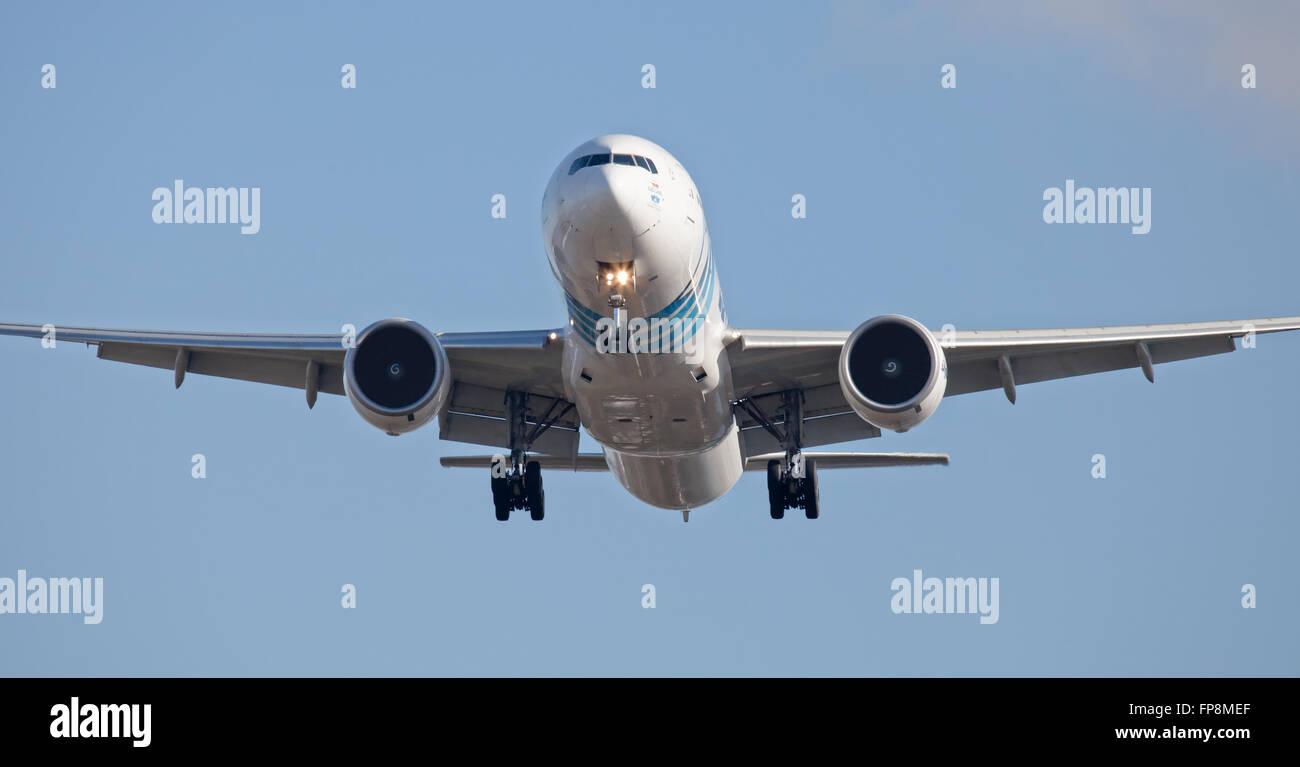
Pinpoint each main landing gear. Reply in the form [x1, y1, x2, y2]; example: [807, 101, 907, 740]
[491, 458, 544, 521]
[490, 390, 571, 522]
[736, 388, 820, 520]
[766, 455, 819, 520]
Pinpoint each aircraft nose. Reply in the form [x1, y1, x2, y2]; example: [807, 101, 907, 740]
[578, 163, 659, 240]
[593, 163, 641, 217]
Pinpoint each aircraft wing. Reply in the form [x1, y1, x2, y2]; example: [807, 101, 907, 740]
[0, 322, 578, 455]
[727, 315, 1300, 417]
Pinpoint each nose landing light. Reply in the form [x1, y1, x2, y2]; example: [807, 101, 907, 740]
[598, 260, 635, 293]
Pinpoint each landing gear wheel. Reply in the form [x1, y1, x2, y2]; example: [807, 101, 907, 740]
[491, 475, 509, 521]
[524, 461, 544, 521]
[767, 459, 785, 519]
[802, 458, 820, 519]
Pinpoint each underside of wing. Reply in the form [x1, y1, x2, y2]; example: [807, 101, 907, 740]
[435, 330, 579, 456]
[726, 315, 1300, 428]
[943, 316, 1300, 397]
[0, 322, 577, 453]
[0, 323, 348, 404]
[725, 329, 880, 453]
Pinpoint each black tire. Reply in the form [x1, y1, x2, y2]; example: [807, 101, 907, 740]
[803, 459, 820, 519]
[523, 460, 544, 520]
[529, 488, 545, 521]
[491, 476, 509, 521]
[767, 459, 785, 519]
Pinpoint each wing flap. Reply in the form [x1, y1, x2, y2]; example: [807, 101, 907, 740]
[740, 411, 880, 454]
[438, 379, 580, 456]
[437, 410, 579, 457]
[440, 453, 609, 471]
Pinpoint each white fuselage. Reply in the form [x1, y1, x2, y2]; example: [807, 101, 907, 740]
[541, 135, 743, 510]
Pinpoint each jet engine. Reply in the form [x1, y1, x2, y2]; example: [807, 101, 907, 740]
[344, 319, 450, 435]
[837, 314, 946, 433]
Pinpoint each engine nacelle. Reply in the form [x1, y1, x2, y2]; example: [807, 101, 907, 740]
[837, 314, 947, 433]
[343, 319, 450, 436]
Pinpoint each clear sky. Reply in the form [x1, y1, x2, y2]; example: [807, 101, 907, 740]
[1, 1, 1297, 676]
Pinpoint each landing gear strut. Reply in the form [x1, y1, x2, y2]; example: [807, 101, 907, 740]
[738, 389, 820, 520]
[491, 390, 564, 521]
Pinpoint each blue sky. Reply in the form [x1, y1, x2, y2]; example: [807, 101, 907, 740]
[1, 1, 1297, 676]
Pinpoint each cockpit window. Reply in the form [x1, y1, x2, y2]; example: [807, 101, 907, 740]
[568, 156, 590, 175]
[567, 152, 658, 175]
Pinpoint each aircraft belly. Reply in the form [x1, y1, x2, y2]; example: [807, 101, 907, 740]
[602, 425, 744, 510]
[568, 343, 734, 453]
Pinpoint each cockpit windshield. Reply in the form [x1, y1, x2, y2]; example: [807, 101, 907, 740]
[568, 152, 658, 175]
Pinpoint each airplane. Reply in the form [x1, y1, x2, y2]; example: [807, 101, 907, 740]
[3, 134, 1298, 523]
